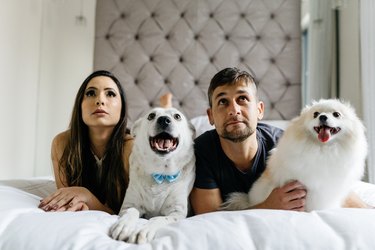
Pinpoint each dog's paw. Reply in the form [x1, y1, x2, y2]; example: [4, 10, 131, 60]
[110, 208, 140, 241]
[134, 216, 180, 244]
[133, 218, 166, 244]
[135, 225, 157, 244]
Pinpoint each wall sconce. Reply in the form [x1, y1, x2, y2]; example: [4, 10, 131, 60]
[75, 0, 86, 26]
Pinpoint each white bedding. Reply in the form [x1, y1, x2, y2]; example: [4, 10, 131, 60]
[1, 180, 375, 250]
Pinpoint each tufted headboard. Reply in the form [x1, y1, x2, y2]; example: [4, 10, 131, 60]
[94, 0, 301, 126]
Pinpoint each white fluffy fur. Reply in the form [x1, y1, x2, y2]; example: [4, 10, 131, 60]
[222, 99, 367, 211]
[110, 107, 195, 243]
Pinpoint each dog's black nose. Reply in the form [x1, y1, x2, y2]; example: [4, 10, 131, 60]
[157, 116, 171, 129]
[319, 115, 327, 122]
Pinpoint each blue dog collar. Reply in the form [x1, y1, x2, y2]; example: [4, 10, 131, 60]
[151, 171, 181, 184]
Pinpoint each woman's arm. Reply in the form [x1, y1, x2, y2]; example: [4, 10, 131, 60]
[40, 186, 113, 213]
[39, 132, 113, 214]
[51, 132, 67, 188]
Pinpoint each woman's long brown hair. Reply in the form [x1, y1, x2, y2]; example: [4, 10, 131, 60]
[59, 70, 128, 214]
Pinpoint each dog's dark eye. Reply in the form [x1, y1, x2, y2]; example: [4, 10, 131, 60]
[313, 112, 320, 118]
[147, 113, 156, 121]
[333, 112, 341, 118]
[173, 113, 181, 121]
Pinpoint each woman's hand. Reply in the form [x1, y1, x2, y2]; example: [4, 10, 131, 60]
[38, 186, 92, 212]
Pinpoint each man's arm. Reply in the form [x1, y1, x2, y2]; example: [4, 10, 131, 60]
[190, 181, 306, 214]
[190, 187, 223, 214]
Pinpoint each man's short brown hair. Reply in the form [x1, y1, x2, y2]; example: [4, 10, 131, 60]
[208, 67, 258, 107]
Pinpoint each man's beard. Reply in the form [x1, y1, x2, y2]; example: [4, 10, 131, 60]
[221, 125, 255, 143]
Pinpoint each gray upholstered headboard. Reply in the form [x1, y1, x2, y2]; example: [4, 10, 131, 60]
[94, 0, 301, 126]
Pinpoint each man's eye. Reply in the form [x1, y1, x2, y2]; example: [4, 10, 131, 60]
[218, 99, 228, 105]
[238, 96, 248, 102]
[107, 91, 117, 97]
[85, 90, 95, 97]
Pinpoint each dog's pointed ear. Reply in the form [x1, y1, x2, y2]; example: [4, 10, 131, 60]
[188, 121, 196, 139]
[130, 118, 143, 137]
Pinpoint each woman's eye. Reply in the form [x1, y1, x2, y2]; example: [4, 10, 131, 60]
[85, 90, 96, 97]
[107, 91, 117, 97]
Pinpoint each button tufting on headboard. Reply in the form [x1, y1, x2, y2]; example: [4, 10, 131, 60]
[94, 0, 301, 126]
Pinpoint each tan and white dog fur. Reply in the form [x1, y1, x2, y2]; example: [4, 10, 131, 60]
[111, 107, 195, 243]
[222, 99, 367, 211]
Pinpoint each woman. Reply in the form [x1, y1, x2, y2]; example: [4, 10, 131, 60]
[39, 70, 132, 214]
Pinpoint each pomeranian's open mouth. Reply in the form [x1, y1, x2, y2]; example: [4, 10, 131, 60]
[314, 125, 341, 143]
[149, 132, 178, 154]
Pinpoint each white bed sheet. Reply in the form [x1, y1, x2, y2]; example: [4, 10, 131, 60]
[1, 181, 375, 250]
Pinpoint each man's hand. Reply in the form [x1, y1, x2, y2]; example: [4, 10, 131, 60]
[258, 180, 307, 211]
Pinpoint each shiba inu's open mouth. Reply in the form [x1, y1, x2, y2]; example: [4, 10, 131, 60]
[149, 132, 178, 154]
[314, 125, 341, 143]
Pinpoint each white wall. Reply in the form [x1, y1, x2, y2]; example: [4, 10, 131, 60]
[0, 0, 42, 178]
[360, 0, 375, 184]
[0, 0, 96, 179]
[303, 0, 363, 117]
[0, 0, 367, 179]
[339, 0, 362, 118]
[34, 0, 96, 177]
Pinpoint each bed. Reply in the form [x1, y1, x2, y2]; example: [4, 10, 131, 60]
[2, 0, 375, 249]
[1, 177, 375, 250]
[1, 117, 375, 249]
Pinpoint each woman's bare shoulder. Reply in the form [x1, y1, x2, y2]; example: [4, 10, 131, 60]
[52, 130, 70, 150]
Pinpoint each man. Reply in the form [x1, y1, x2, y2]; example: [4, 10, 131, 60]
[190, 67, 307, 214]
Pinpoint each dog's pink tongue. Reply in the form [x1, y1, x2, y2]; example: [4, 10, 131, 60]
[318, 128, 331, 143]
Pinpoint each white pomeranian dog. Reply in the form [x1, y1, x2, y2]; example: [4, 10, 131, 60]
[222, 99, 367, 211]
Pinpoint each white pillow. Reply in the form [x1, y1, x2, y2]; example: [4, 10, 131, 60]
[0, 177, 56, 198]
[190, 115, 214, 137]
[259, 120, 289, 130]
